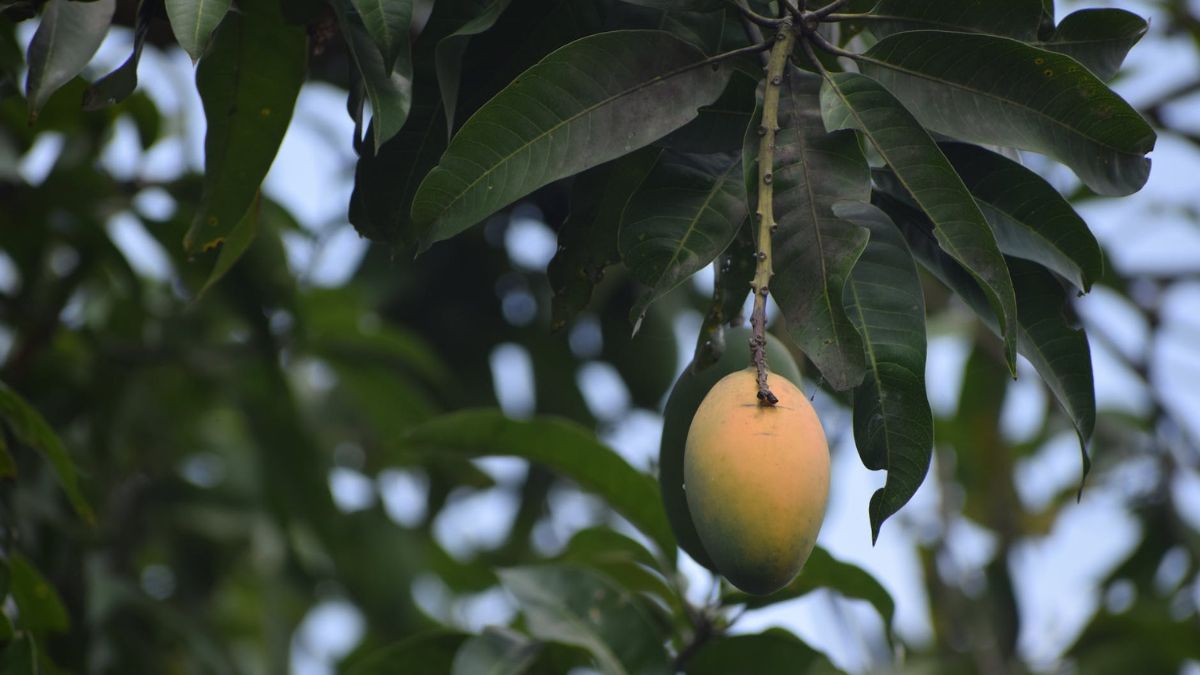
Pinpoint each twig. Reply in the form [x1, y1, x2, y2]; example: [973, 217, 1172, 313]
[806, 29, 859, 59]
[733, 0, 770, 67]
[732, 0, 787, 28]
[806, 0, 850, 20]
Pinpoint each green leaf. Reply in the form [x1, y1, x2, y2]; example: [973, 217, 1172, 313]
[435, 0, 513, 135]
[685, 629, 828, 674]
[0, 381, 93, 522]
[395, 410, 676, 561]
[766, 69, 870, 392]
[411, 30, 731, 248]
[344, 630, 468, 675]
[618, 0, 724, 11]
[558, 527, 681, 612]
[451, 628, 542, 675]
[0, 433, 15, 478]
[836, 202, 932, 543]
[0, 634, 38, 674]
[164, 0, 231, 61]
[196, 193, 261, 299]
[878, 193, 1095, 478]
[1035, 9, 1148, 81]
[620, 150, 746, 327]
[659, 71, 758, 155]
[24, 0, 115, 117]
[548, 148, 661, 330]
[820, 71, 1018, 372]
[721, 546, 895, 630]
[858, 31, 1156, 196]
[10, 554, 69, 632]
[338, 0, 413, 151]
[183, 0, 306, 254]
[499, 565, 671, 675]
[937, 142, 1103, 292]
[351, 0, 414, 71]
[867, 0, 1043, 40]
[82, 0, 152, 110]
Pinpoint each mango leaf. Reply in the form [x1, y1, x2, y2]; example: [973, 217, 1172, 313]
[766, 69, 870, 392]
[620, 150, 746, 328]
[411, 30, 731, 248]
[659, 71, 758, 155]
[184, 0, 305, 254]
[0, 434, 15, 477]
[395, 410, 676, 561]
[0, 634, 38, 674]
[867, 0, 1043, 40]
[0, 381, 93, 522]
[164, 0, 231, 61]
[10, 554, 69, 632]
[499, 565, 671, 675]
[83, 0, 152, 110]
[24, 0, 115, 117]
[451, 628, 542, 675]
[938, 142, 1103, 292]
[351, 0, 414, 71]
[820, 71, 1018, 372]
[721, 546, 895, 632]
[436, 0, 513, 134]
[835, 202, 933, 542]
[344, 630, 468, 675]
[1035, 9, 1148, 81]
[878, 193, 1095, 479]
[548, 148, 661, 329]
[858, 31, 1156, 196]
[618, 0, 724, 11]
[196, 193, 261, 299]
[685, 629, 829, 674]
[714, 224, 754, 329]
[337, 0, 412, 151]
[558, 527, 681, 613]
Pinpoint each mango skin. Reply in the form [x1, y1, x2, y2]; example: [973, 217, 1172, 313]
[684, 369, 829, 595]
[659, 329, 802, 570]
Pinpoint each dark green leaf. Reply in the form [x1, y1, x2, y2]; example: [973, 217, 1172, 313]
[0, 433, 15, 477]
[659, 71, 758, 155]
[721, 547, 894, 629]
[0, 381, 93, 522]
[351, 0, 414, 71]
[836, 201, 932, 542]
[499, 565, 671, 675]
[411, 30, 731, 248]
[451, 628, 542, 675]
[24, 0, 115, 117]
[766, 69, 870, 391]
[196, 193, 261, 299]
[685, 629, 829, 674]
[344, 630, 468, 675]
[821, 71, 1018, 372]
[938, 142, 1103, 292]
[620, 150, 746, 327]
[713, 224, 754, 330]
[618, 0, 724, 11]
[83, 0, 152, 110]
[867, 0, 1043, 40]
[184, 0, 306, 254]
[164, 0, 231, 61]
[1035, 9, 1148, 81]
[435, 0, 513, 134]
[0, 633, 38, 674]
[558, 527, 680, 612]
[337, 0, 413, 150]
[858, 31, 1156, 196]
[10, 554, 68, 632]
[548, 148, 661, 329]
[395, 410, 676, 561]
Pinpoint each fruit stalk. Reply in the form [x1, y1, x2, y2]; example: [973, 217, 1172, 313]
[750, 23, 794, 406]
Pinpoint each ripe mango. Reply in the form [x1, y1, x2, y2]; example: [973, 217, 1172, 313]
[658, 328, 802, 570]
[684, 369, 829, 595]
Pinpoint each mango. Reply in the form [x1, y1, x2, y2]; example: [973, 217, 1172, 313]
[658, 328, 802, 570]
[684, 369, 829, 595]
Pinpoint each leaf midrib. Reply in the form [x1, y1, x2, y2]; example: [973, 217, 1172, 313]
[645, 160, 739, 291]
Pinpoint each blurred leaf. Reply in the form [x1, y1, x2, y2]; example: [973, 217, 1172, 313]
[499, 564, 671, 675]
[1036, 9, 1147, 81]
[184, 0, 306, 254]
[0, 433, 15, 477]
[436, 0, 512, 134]
[837, 202, 932, 542]
[164, 0, 232, 61]
[620, 150, 746, 327]
[619, 0, 724, 10]
[559, 528, 681, 613]
[396, 411, 677, 561]
[0, 381, 93, 522]
[821, 71, 1017, 372]
[351, 0, 414, 71]
[858, 31, 1155, 196]
[411, 30, 731, 248]
[685, 629, 828, 674]
[0, 611, 12, 642]
[10, 554, 69, 632]
[0, 633, 38, 674]
[767, 69, 869, 392]
[83, 0, 152, 110]
[344, 630, 468, 675]
[24, 0, 115, 117]
[196, 192, 260, 299]
[548, 147, 660, 330]
[866, 0, 1043, 40]
[713, 223, 754, 329]
[451, 627, 542, 675]
[337, 0, 413, 150]
[721, 547, 895, 631]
